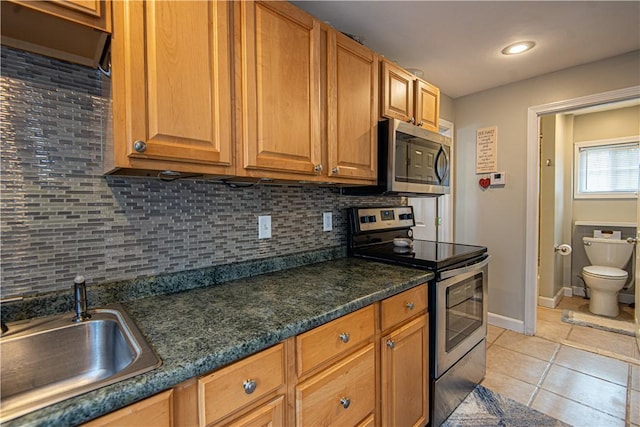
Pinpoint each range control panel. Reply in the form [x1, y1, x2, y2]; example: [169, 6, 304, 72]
[353, 206, 415, 232]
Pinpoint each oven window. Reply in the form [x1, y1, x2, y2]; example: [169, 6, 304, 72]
[445, 272, 483, 352]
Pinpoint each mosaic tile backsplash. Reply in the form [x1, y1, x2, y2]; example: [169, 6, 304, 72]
[0, 46, 400, 298]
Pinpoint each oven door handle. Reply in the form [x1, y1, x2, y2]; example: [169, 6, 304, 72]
[439, 255, 491, 280]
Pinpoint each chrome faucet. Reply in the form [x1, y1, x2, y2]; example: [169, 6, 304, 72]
[72, 275, 91, 322]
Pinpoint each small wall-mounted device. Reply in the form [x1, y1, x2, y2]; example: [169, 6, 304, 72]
[490, 172, 506, 186]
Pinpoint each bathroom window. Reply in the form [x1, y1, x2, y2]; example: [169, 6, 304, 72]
[574, 137, 639, 199]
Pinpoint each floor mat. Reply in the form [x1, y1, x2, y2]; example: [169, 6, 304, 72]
[442, 385, 569, 427]
[561, 309, 635, 336]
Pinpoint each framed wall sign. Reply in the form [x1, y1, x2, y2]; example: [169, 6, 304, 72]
[476, 126, 498, 173]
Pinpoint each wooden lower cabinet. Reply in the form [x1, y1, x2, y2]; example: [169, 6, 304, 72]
[83, 389, 173, 427]
[83, 284, 431, 427]
[296, 344, 375, 427]
[381, 316, 429, 427]
[198, 343, 287, 426]
[223, 395, 285, 427]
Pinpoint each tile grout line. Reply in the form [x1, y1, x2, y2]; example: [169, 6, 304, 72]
[527, 341, 562, 407]
[625, 364, 633, 427]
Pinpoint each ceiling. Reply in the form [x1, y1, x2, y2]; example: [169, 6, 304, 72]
[291, 1, 640, 99]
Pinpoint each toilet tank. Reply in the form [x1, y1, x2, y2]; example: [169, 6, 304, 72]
[582, 237, 634, 268]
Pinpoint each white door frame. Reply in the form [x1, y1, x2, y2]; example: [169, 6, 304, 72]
[524, 86, 640, 335]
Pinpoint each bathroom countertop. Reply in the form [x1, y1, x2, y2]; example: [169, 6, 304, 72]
[6, 257, 433, 427]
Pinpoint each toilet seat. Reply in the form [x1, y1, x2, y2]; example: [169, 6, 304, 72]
[583, 265, 628, 279]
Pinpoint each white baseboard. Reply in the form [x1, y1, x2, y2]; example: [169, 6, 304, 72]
[488, 312, 524, 334]
[572, 286, 635, 304]
[537, 287, 566, 309]
[563, 286, 573, 296]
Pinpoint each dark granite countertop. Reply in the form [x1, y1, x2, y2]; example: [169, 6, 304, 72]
[5, 257, 432, 427]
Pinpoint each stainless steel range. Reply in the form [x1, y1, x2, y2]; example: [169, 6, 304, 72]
[348, 206, 490, 426]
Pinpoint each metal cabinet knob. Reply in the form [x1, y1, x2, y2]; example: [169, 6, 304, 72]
[332, 166, 340, 174]
[417, 121, 424, 127]
[243, 379, 257, 394]
[627, 237, 638, 244]
[386, 339, 396, 349]
[314, 164, 323, 173]
[408, 117, 415, 124]
[133, 140, 147, 153]
[406, 302, 415, 310]
[340, 397, 351, 409]
[339, 332, 350, 343]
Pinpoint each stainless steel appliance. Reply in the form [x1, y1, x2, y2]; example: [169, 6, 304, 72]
[342, 118, 451, 197]
[348, 206, 489, 426]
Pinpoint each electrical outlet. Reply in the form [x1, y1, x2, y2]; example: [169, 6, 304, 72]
[323, 212, 333, 232]
[258, 215, 271, 239]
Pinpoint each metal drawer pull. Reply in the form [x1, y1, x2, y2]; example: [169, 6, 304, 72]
[339, 332, 350, 343]
[340, 397, 351, 409]
[243, 379, 257, 394]
[406, 302, 415, 310]
[386, 339, 396, 349]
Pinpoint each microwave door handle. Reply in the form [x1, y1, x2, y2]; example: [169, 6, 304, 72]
[434, 147, 449, 183]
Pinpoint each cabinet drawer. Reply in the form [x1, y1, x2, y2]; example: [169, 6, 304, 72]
[84, 390, 173, 427]
[380, 284, 427, 331]
[296, 306, 374, 377]
[198, 344, 285, 426]
[296, 344, 375, 427]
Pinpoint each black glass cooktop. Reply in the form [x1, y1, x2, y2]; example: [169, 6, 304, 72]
[353, 239, 487, 271]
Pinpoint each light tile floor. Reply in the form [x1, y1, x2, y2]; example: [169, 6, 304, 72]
[482, 296, 639, 427]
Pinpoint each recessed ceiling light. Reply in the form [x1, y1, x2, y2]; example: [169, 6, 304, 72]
[501, 41, 536, 55]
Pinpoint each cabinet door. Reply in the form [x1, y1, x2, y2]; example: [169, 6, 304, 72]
[380, 59, 414, 122]
[237, 1, 322, 177]
[110, 0, 233, 173]
[224, 395, 285, 427]
[414, 79, 440, 132]
[381, 316, 428, 427]
[327, 30, 378, 182]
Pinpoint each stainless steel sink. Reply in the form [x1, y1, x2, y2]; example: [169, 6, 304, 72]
[0, 305, 161, 422]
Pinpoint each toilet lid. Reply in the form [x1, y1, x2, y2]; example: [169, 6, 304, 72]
[583, 265, 628, 279]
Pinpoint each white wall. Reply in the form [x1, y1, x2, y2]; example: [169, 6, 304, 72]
[453, 51, 640, 321]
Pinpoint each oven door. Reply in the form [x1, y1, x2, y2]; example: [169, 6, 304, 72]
[435, 256, 489, 378]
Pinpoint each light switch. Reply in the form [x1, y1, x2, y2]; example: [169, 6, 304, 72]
[258, 215, 271, 239]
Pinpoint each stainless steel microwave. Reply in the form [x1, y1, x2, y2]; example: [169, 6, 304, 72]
[343, 118, 451, 197]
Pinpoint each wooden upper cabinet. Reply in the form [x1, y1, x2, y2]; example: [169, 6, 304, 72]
[381, 59, 415, 122]
[327, 31, 378, 182]
[1, 0, 110, 67]
[236, 1, 322, 178]
[107, 0, 234, 175]
[380, 59, 440, 133]
[415, 79, 440, 132]
[8, 0, 111, 30]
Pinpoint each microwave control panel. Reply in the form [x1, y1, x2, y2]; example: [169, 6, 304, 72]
[354, 206, 415, 232]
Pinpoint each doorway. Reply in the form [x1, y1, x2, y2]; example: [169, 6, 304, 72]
[524, 86, 640, 336]
[410, 118, 455, 242]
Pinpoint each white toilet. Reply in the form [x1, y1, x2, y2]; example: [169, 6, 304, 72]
[582, 236, 634, 317]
